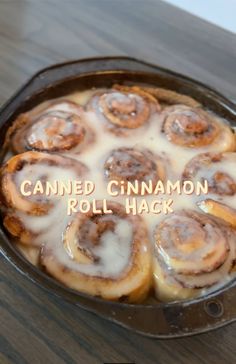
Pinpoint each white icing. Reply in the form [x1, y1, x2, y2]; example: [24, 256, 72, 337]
[187, 153, 236, 211]
[2, 88, 236, 290]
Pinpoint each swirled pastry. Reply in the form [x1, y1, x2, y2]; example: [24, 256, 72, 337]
[87, 86, 160, 134]
[5, 100, 94, 154]
[153, 210, 236, 301]
[104, 147, 167, 194]
[183, 152, 236, 226]
[0, 151, 88, 244]
[183, 152, 236, 195]
[41, 201, 152, 302]
[161, 105, 235, 151]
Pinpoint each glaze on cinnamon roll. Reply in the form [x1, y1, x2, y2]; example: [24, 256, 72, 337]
[41, 201, 152, 302]
[104, 147, 166, 194]
[1, 85, 236, 305]
[5, 100, 94, 154]
[161, 105, 235, 151]
[153, 210, 236, 302]
[183, 152, 236, 225]
[87, 86, 160, 134]
[183, 153, 236, 195]
[0, 151, 88, 244]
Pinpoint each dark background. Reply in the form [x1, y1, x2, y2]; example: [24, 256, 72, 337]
[0, 1, 236, 363]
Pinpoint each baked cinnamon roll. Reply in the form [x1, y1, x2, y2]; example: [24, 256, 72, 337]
[153, 210, 236, 302]
[183, 152, 236, 195]
[161, 105, 235, 151]
[87, 86, 160, 134]
[41, 201, 152, 302]
[104, 147, 166, 194]
[198, 199, 236, 229]
[5, 100, 94, 154]
[183, 152, 236, 226]
[136, 86, 201, 108]
[0, 151, 88, 244]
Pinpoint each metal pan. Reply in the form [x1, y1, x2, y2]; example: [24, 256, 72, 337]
[0, 56, 236, 338]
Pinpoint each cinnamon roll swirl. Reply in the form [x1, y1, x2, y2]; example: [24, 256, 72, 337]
[183, 152, 236, 195]
[153, 210, 236, 302]
[161, 105, 235, 151]
[0, 151, 88, 244]
[183, 152, 236, 226]
[5, 100, 94, 154]
[41, 201, 152, 302]
[104, 147, 166, 194]
[87, 86, 160, 134]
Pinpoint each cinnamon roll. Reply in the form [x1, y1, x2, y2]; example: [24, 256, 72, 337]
[5, 100, 94, 154]
[0, 151, 88, 244]
[153, 210, 236, 302]
[104, 147, 166, 194]
[87, 86, 160, 134]
[183, 152, 236, 195]
[183, 152, 236, 225]
[135, 86, 201, 108]
[161, 105, 235, 151]
[41, 201, 152, 302]
[198, 199, 236, 229]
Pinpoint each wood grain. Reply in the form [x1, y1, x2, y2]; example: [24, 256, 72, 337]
[0, 1, 236, 363]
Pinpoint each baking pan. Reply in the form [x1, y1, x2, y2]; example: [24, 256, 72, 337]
[0, 56, 236, 338]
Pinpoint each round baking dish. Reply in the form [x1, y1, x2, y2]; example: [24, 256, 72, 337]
[0, 56, 236, 338]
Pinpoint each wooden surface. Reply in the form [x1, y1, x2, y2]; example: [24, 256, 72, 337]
[0, 1, 236, 363]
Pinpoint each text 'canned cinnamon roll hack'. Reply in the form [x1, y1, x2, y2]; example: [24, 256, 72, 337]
[0, 84, 236, 303]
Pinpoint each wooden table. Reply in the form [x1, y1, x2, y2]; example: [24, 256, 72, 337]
[0, 1, 236, 363]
